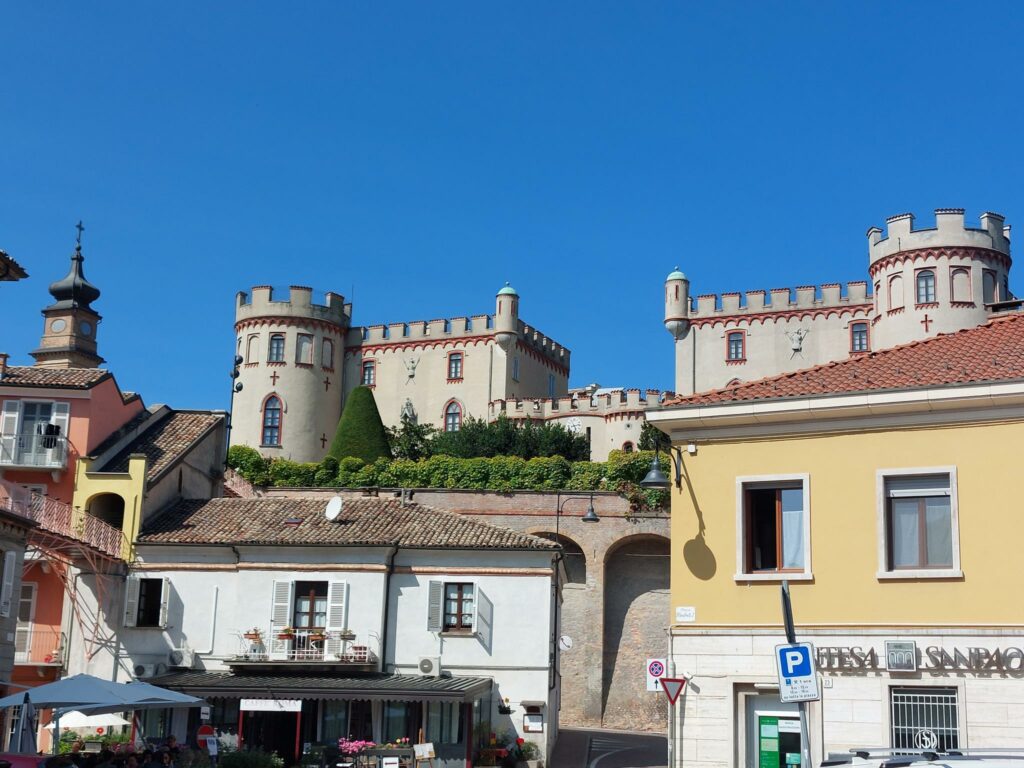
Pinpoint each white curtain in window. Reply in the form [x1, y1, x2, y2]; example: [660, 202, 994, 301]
[925, 497, 953, 566]
[780, 488, 804, 569]
[891, 499, 920, 567]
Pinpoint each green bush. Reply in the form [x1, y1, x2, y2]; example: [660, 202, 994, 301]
[328, 386, 392, 462]
[227, 445, 272, 486]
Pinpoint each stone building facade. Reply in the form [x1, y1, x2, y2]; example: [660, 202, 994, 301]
[231, 284, 570, 463]
[664, 209, 1016, 395]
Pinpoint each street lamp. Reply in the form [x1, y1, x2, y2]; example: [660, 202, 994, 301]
[225, 354, 244, 464]
[640, 452, 671, 489]
[554, 493, 599, 545]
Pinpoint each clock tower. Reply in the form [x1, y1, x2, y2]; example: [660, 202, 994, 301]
[31, 226, 104, 369]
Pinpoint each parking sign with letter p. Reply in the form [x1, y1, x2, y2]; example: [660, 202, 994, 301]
[775, 643, 819, 703]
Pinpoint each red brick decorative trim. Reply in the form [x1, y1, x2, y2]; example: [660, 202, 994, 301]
[235, 316, 346, 335]
[689, 304, 870, 329]
[887, 307, 905, 316]
[346, 335, 494, 356]
[915, 302, 940, 309]
[949, 301, 977, 309]
[868, 246, 1011, 278]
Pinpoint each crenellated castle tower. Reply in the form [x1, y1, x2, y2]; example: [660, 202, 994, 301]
[231, 283, 571, 462]
[665, 208, 1015, 396]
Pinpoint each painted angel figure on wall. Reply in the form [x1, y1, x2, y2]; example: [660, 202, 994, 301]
[404, 355, 419, 381]
[786, 328, 809, 357]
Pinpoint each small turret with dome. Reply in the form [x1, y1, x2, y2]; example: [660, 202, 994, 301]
[494, 281, 519, 350]
[664, 266, 690, 339]
[31, 223, 105, 369]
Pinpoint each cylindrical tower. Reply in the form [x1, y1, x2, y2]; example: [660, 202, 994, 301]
[868, 209, 1011, 350]
[664, 266, 690, 339]
[494, 282, 519, 350]
[232, 285, 350, 462]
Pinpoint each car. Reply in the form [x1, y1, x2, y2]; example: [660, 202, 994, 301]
[824, 750, 1024, 768]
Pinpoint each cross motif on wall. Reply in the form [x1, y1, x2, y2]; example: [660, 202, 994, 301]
[320, 433, 328, 448]
[270, 371, 280, 385]
[921, 314, 933, 332]
[323, 376, 331, 391]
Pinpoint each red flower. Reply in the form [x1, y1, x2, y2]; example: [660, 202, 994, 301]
[516, 738, 524, 745]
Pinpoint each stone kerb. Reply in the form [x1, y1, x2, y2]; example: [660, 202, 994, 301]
[867, 209, 1011, 264]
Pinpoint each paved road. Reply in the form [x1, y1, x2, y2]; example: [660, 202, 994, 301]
[551, 728, 667, 768]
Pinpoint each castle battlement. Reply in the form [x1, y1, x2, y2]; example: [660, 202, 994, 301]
[518, 321, 571, 367]
[868, 209, 1011, 265]
[236, 285, 351, 327]
[691, 281, 870, 317]
[489, 388, 668, 421]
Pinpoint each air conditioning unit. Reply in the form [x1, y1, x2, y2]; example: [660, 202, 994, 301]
[134, 663, 157, 679]
[168, 647, 195, 669]
[417, 656, 442, 677]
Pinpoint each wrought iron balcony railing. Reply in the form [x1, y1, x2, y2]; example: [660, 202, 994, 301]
[14, 626, 65, 665]
[232, 628, 376, 664]
[0, 432, 68, 470]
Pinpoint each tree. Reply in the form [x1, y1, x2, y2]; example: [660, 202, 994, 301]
[638, 420, 671, 453]
[328, 387, 392, 462]
[387, 416, 437, 461]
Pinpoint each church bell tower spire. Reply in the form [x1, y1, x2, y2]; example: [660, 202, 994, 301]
[30, 222, 104, 369]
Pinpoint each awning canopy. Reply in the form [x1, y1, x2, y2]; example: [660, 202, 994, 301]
[149, 672, 492, 703]
[0, 674, 204, 714]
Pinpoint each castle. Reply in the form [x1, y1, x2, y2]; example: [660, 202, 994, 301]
[231, 283, 571, 462]
[663, 208, 1015, 395]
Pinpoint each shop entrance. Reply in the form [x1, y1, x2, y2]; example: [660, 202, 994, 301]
[744, 695, 800, 768]
[241, 709, 301, 765]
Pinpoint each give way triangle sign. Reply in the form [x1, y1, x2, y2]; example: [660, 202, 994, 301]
[661, 677, 687, 705]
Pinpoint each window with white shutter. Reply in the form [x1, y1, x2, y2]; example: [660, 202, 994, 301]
[0, 551, 16, 618]
[0, 402, 20, 464]
[324, 581, 348, 657]
[269, 580, 295, 659]
[124, 577, 169, 628]
[474, 587, 493, 651]
[426, 581, 444, 633]
[122, 576, 141, 628]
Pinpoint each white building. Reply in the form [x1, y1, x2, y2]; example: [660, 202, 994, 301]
[64, 496, 561, 767]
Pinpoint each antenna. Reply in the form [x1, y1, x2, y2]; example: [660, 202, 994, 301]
[325, 496, 343, 522]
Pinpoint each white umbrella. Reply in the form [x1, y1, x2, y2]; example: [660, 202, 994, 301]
[44, 711, 130, 729]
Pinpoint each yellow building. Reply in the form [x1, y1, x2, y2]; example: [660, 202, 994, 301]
[648, 312, 1024, 768]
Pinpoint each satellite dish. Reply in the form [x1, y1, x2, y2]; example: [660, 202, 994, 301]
[325, 496, 343, 522]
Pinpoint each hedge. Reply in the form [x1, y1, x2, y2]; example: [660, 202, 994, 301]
[328, 386, 391, 462]
[227, 445, 668, 510]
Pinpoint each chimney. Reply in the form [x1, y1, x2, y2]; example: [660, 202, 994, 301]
[0, 354, 8, 380]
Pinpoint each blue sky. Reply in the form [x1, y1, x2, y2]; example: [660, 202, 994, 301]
[3, 3, 1024, 409]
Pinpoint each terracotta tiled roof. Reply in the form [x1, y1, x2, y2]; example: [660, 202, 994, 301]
[663, 313, 1024, 406]
[139, 497, 560, 550]
[0, 251, 27, 281]
[102, 411, 223, 485]
[0, 366, 110, 389]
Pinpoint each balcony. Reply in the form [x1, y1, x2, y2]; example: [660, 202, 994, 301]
[229, 629, 378, 670]
[14, 626, 65, 666]
[0, 483, 124, 559]
[0, 432, 68, 472]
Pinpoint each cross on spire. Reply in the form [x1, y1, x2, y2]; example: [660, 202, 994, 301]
[75, 220, 84, 249]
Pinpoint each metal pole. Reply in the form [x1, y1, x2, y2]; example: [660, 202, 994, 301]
[781, 581, 812, 768]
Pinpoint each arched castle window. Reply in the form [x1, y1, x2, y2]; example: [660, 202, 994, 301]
[888, 274, 904, 309]
[447, 352, 463, 380]
[851, 322, 869, 353]
[950, 268, 970, 303]
[262, 395, 282, 446]
[726, 331, 745, 361]
[268, 334, 285, 363]
[246, 334, 259, 363]
[361, 360, 376, 387]
[916, 270, 936, 304]
[548, 373, 556, 397]
[622, 441, 634, 453]
[444, 401, 462, 432]
[512, 356, 520, 382]
[296, 334, 313, 365]
[322, 339, 334, 369]
[983, 270, 997, 303]
[873, 282, 881, 313]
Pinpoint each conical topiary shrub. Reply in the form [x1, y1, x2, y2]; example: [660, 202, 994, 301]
[328, 386, 392, 463]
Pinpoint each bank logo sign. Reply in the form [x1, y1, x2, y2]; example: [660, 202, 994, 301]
[885, 641, 918, 672]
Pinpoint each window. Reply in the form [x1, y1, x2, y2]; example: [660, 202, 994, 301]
[444, 583, 475, 630]
[293, 581, 328, 630]
[320, 701, 349, 742]
[384, 702, 414, 743]
[548, 374, 556, 397]
[950, 268, 970, 302]
[361, 360, 376, 387]
[0, 551, 15, 618]
[1, 400, 70, 468]
[983, 270, 997, 303]
[726, 331, 745, 361]
[123, 576, 169, 628]
[622, 442, 634, 453]
[296, 334, 313, 365]
[262, 396, 282, 446]
[268, 334, 285, 362]
[736, 475, 810, 579]
[444, 401, 462, 432]
[851, 322, 869, 353]
[512, 356, 520, 382]
[447, 352, 463, 380]
[246, 334, 259, 363]
[322, 339, 334, 369]
[889, 274, 904, 309]
[14, 582, 35, 662]
[882, 472, 956, 573]
[916, 269, 936, 304]
[890, 687, 959, 751]
[426, 702, 463, 745]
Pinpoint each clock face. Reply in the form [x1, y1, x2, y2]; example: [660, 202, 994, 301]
[565, 417, 583, 434]
[79, 321, 93, 336]
[49, 319, 67, 333]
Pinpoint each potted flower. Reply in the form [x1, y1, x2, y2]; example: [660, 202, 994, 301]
[243, 628, 263, 641]
[337, 628, 356, 641]
[277, 626, 295, 640]
[337, 738, 375, 757]
[308, 630, 327, 642]
[517, 739, 542, 768]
